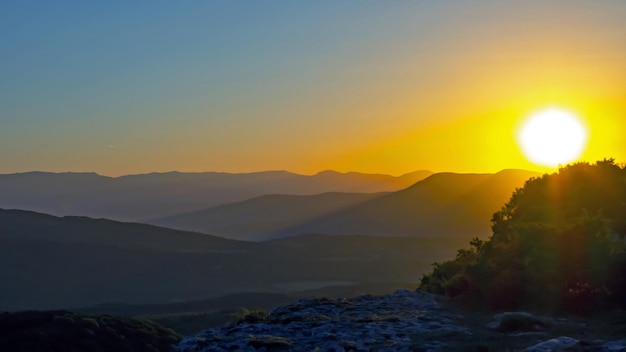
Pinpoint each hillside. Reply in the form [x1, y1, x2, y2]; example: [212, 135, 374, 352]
[283, 169, 540, 238]
[0, 209, 242, 252]
[153, 169, 540, 240]
[0, 209, 462, 311]
[151, 192, 387, 241]
[0, 170, 432, 221]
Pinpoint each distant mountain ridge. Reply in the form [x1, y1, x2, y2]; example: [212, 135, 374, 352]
[152, 169, 541, 240]
[0, 170, 432, 221]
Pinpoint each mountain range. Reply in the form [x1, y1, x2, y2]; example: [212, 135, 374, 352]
[0, 170, 432, 221]
[0, 168, 541, 311]
[151, 169, 540, 240]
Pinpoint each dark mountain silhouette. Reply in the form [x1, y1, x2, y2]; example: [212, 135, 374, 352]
[0, 209, 241, 252]
[0, 209, 462, 311]
[151, 192, 387, 241]
[152, 170, 540, 240]
[0, 170, 432, 221]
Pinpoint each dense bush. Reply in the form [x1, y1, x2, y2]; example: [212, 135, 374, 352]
[0, 310, 182, 352]
[420, 159, 626, 313]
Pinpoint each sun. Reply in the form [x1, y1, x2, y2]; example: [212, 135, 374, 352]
[517, 108, 588, 167]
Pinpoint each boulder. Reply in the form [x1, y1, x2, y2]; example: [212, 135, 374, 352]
[487, 312, 552, 333]
[603, 339, 626, 351]
[525, 336, 579, 351]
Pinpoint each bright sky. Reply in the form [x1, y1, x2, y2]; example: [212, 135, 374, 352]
[2, 1, 625, 176]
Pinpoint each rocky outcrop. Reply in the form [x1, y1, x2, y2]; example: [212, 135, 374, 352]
[176, 290, 470, 351]
[175, 290, 626, 351]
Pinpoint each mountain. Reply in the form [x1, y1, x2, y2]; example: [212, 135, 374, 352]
[151, 169, 541, 240]
[0, 209, 252, 310]
[0, 170, 432, 221]
[0, 209, 461, 311]
[287, 169, 541, 238]
[150, 192, 388, 241]
[0, 209, 241, 252]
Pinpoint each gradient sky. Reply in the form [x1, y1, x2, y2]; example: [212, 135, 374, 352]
[2, 1, 625, 176]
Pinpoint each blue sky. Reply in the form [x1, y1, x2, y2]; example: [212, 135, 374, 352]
[2, 1, 625, 175]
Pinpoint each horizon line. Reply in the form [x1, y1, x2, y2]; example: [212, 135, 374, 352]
[0, 167, 548, 179]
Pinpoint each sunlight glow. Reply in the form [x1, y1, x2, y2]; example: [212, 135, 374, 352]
[517, 108, 588, 167]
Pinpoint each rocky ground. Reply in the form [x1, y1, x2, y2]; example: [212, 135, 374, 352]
[175, 290, 626, 351]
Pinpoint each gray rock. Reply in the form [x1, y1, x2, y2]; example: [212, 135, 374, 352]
[604, 340, 626, 351]
[174, 290, 624, 352]
[175, 290, 469, 352]
[509, 331, 550, 338]
[525, 336, 579, 351]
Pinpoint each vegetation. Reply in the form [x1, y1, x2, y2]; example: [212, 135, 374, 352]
[0, 310, 182, 352]
[420, 159, 626, 313]
[236, 308, 269, 324]
[145, 311, 239, 336]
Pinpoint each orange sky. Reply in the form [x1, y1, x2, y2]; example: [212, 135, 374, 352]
[2, 1, 625, 176]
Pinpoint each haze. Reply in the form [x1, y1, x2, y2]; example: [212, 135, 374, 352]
[2, 1, 625, 176]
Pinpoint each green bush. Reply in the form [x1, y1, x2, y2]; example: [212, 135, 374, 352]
[420, 159, 626, 313]
[236, 308, 269, 324]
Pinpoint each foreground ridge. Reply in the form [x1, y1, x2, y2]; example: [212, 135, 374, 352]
[176, 290, 626, 352]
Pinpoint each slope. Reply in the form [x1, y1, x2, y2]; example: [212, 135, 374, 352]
[151, 192, 387, 241]
[281, 169, 541, 239]
[0, 209, 458, 311]
[152, 170, 540, 240]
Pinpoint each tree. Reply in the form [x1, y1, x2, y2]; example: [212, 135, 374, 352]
[420, 159, 626, 313]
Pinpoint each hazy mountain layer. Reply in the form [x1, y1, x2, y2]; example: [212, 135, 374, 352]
[290, 169, 541, 238]
[0, 209, 464, 311]
[151, 192, 388, 241]
[0, 170, 432, 221]
[152, 169, 541, 240]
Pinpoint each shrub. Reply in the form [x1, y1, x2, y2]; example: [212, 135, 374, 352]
[236, 308, 269, 324]
[420, 159, 626, 313]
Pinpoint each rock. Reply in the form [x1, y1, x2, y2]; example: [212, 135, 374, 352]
[248, 335, 293, 350]
[525, 336, 579, 351]
[604, 340, 626, 351]
[509, 331, 550, 338]
[487, 311, 552, 333]
[175, 290, 469, 351]
[174, 290, 626, 351]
